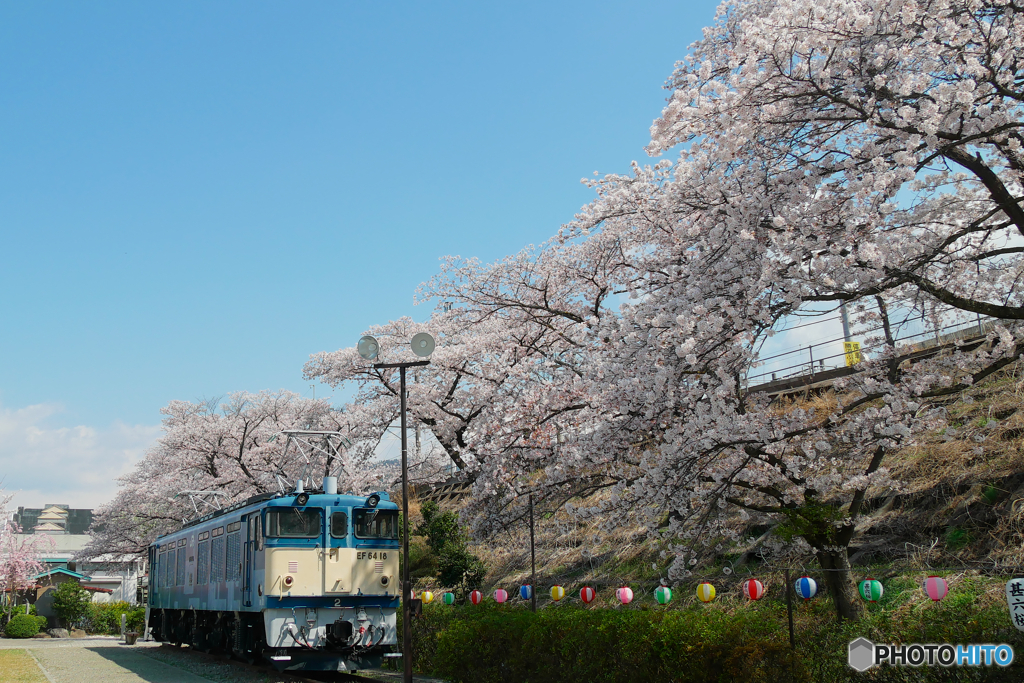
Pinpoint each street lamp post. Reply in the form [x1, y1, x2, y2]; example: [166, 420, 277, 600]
[358, 333, 435, 683]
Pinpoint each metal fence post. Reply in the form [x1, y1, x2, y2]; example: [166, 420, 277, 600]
[785, 569, 795, 650]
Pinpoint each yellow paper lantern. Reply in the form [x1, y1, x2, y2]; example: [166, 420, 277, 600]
[550, 585, 565, 601]
[696, 582, 716, 603]
[421, 591, 434, 604]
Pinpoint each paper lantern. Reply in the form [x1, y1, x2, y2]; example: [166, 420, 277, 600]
[494, 589, 508, 604]
[743, 579, 765, 601]
[859, 578, 883, 603]
[922, 576, 948, 602]
[696, 582, 716, 603]
[794, 576, 817, 600]
[655, 586, 672, 604]
[520, 585, 532, 600]
[616, 586, 634, 605]
[580, 586, 596, 604]
[550, 585, 565, 601]
[421, 591, 434, 604]
[1005, 578, 1024, 632]
[443, 592, 455, 605]
[469, 590, 483, 605]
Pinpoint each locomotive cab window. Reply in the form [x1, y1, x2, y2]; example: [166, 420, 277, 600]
[330, 511, 348, 538]
[354, 509, 398, 539]
[266, 508, 322, 538]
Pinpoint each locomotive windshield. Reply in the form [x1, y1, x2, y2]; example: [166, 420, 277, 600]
[266, 508, 322, 538]
[354, 509, 398, 539]
[330, 511, 348, 538]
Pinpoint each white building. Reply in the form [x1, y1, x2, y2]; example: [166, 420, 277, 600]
[11, 505, 144, 605]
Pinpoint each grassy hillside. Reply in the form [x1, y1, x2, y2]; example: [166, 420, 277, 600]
[407, 363, 1024, 595]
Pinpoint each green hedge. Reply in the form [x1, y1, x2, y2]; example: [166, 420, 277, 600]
[4, 614, 45, 639]
[406, 604, 805, 683]
[401, 578, 1024, 683]
[10, 604, 38, 617]
[81, 602, 146, 635]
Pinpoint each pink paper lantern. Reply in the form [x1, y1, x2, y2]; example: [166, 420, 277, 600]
[616, 586, 633, 604]
[469, 590, 482, 605]
[494, 588, 508, 603]
[923, 576, 948, 602]
[580, 586, 596, 604]
[743, 579, 765, 601]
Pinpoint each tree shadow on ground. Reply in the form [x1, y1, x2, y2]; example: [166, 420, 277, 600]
[86, 646, 206, 683]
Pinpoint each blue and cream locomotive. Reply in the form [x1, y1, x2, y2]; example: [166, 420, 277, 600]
[146, 477, 400, 672]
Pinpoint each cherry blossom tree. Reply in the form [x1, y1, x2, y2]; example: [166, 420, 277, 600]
[85, 391, 381, 558]
[545, 0, 1024, 619]
[308, 0, 1023, 620]
[303, 238, 627, 523]
[0, 488, 49, 623]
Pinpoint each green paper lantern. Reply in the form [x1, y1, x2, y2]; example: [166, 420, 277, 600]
[443, 592, 456, 605]
[655, 586, 672, 604]
[858, 578, 883, 603]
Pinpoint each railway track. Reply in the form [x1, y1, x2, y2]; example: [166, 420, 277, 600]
[149, 643, 435, 683]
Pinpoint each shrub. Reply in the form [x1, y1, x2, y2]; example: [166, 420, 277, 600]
[127, 606, 146, 634]
[414, 501, 485, 592]
[50, 581, 91, 629]
[81, 602, 147, 635]
[410, 604, 807, 683]
[5, 614, 41, 639]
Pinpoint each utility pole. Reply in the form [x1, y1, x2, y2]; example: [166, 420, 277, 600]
[372, 359, 429, 683]
[840, 303, 852, 343]
[785, 569, 795, 650]
[529, 493, 537, 613]
[358, 332, 435, 683]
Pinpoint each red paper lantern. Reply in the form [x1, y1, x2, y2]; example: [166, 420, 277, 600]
[743, 579, 765, 601]
[922, 576, 948, 602]
[580, 586, 596, 604]
[469, 590, 482, 605]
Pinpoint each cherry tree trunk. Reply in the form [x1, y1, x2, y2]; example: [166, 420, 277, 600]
[817, 548, 862, 621]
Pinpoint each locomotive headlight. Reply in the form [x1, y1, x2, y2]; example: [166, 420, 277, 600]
[366, 494, 380, 508]
[284, 576, 294, 588]
[380, 576, 389, 587]
[296, 492, 310, 506]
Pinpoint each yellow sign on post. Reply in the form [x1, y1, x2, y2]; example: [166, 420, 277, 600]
[844, 341, 862, 367]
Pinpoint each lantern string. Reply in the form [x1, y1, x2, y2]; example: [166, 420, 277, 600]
[412, 565, 1024, 595]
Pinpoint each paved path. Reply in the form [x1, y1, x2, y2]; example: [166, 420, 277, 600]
[32, 647, 215, 683]
[0, 639, 213, 683]
[0, 637, 447, 683]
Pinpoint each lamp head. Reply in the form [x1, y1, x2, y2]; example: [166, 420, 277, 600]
[357, 336, 380, 360]
[410, 332, 435, 358]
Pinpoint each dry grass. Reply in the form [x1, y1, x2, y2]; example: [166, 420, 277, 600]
[874, 365, 1024, 566]
[406, 487, 664, 592]
[0, 650, 48, 683]
[470, 506, 659, 588]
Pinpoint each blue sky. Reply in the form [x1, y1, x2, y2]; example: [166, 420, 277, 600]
[0, 1, 722, 507]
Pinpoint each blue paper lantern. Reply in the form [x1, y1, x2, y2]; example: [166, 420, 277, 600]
[520, 585, 532, 600]
[795, 576, 817, 600]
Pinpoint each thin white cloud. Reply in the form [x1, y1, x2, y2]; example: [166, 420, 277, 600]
[0, 402, 160, 510]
